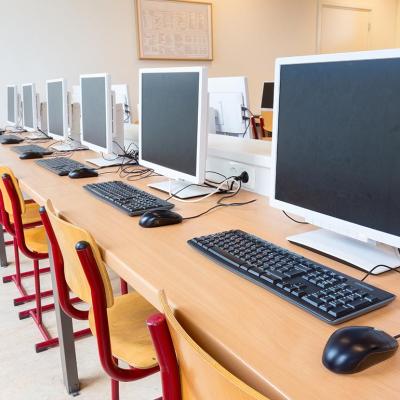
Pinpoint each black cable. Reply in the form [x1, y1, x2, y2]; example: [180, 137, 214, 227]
[182, 181, 257, 220]
[394, 333, 400, 340]
[282, 211, 309, 225]
[360, 264, 400, 282]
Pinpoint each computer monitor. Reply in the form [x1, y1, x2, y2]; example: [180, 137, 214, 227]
[139, 67, 210, 197]
[208, 76, 249, 137]
[46, 79, 68, 140]
[261, 81, 274, 110]
[80, 73, 112, 154]
[271, 49, 400, 273]
[6, 85, 18, 125]
[22, 83, 37, 131]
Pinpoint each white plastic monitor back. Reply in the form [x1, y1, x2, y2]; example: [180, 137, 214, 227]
[22, 83, 37, 131]
[71, 85, 81, 103]
[46, 78, 68, 140]
[139, 66, 208, 185]
[80, 73, 113, 154]
[111, 84, 131, 123]
[208, 76, 249, 136]
[270, 48, 400, 250]
[6, 85, 18, 125]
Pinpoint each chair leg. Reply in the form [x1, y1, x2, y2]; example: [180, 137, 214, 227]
[120, 279, 128, 295]
[13, 238, 21, 286]
[111, 356, 120, 400]
[33, 259, 42, 325]
[111, 379, 120, 400]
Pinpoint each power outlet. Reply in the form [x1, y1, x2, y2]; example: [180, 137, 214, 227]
[227, 161, 256, 190]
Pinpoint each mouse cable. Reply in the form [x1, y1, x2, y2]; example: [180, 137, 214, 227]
[282, 211, 309, 225]
[183, 181, 257, 220]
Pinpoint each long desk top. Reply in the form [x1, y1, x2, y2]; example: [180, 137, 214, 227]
[1, 142, 400, 400]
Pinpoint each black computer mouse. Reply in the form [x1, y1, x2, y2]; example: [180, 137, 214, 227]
[322, 326, 398, 374]
[139, 209, 182, 228]
[1, 137, 24, 145]
[68, 168, 99, 179]
[19, 151, 44, 160]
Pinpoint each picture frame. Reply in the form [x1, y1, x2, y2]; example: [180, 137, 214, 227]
[136, 0, 213, 61]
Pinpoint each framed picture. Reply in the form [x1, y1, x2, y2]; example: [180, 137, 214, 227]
[136, 0, 213, 61]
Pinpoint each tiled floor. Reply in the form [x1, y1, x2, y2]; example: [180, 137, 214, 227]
[0, 233, 161, 399]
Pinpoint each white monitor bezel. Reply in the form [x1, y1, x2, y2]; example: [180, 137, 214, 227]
[79, 73, 112, 154]
[270, 48, 400, 249]
[261, 81, 274, 111]
[21, 83, 37, 131]
[6, 85, 18, 125]
[46, 78, 69, 140]
[138, 66, 208, 185]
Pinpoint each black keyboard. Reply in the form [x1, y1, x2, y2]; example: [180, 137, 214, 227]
[84, 180, 174, 216]
[188, 230, 395, 324]
[11, 144, 53, 155]
[0, 135, 24, 144]
[36, 157, 87, 176]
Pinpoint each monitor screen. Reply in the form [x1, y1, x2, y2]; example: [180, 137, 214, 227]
[23, 85, 34, 128]
[141, 72, 199, 177]
[7, 86, 15, 123]
[275, 57, 400, 237]
[47, 81, 64, 137]
[261, 82, 274, 109]
[81, 77, 107, 149]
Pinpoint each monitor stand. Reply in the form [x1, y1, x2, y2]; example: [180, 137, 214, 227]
[86, 156, 136, 168]
[288, 229, 400, 274]
[148, 180, 216, 199]
[51, 138, 88, 152]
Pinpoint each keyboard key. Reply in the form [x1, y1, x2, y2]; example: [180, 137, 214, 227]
[328, 306, 350, 318]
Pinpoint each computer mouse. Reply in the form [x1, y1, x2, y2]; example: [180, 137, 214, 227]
[1, 137, 24, 145]
[139, 209, 182, 228]
[68, 168, 99, 179]
[19, 151, 44, 160]
[322, 326, 398, 374]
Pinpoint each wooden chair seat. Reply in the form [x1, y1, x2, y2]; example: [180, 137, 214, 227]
[24, 226, 48, 254]
[88, 291, 158, 369]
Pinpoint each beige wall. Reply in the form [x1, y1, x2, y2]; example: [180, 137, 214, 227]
[397, 0, 400, 46]
[0, 0, 398, 125]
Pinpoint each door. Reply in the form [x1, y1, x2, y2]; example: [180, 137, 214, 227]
[318, 4, 371, 54]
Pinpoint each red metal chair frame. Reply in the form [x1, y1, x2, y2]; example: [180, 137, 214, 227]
[0, 186, 53, 307]
[147, 313, 182, 400]
[2, 174, 86, 352]
[75, 240, 159, 400]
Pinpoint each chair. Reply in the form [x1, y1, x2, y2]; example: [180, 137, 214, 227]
[1, 172, 86, 352]
[42, 200, 159, 400]
[147, 291, 271, 400]
[0, 166, 52, 306]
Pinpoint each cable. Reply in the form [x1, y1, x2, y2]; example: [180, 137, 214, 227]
[360, 264, 400, 282]
[167, 176, 240, 203]
[182, 181, 257, 220]
[394, 333, 400, 340]
[282, 211, 309, 225]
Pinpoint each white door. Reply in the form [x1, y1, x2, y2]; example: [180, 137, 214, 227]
[318, 4, 371, 54]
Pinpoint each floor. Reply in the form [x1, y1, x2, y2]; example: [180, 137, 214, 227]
[0, 232, 162, 400]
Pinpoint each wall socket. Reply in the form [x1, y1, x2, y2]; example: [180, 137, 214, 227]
[224, 161, 256, 190]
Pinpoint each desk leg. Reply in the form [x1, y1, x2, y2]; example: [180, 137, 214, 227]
[0, 228, 8, 267]
[48, 246, 80, 395]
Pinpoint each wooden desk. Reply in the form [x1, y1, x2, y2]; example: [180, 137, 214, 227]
[1, 143, 400, 400]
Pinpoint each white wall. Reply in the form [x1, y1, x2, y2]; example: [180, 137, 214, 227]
[0, 0, 398, 125]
